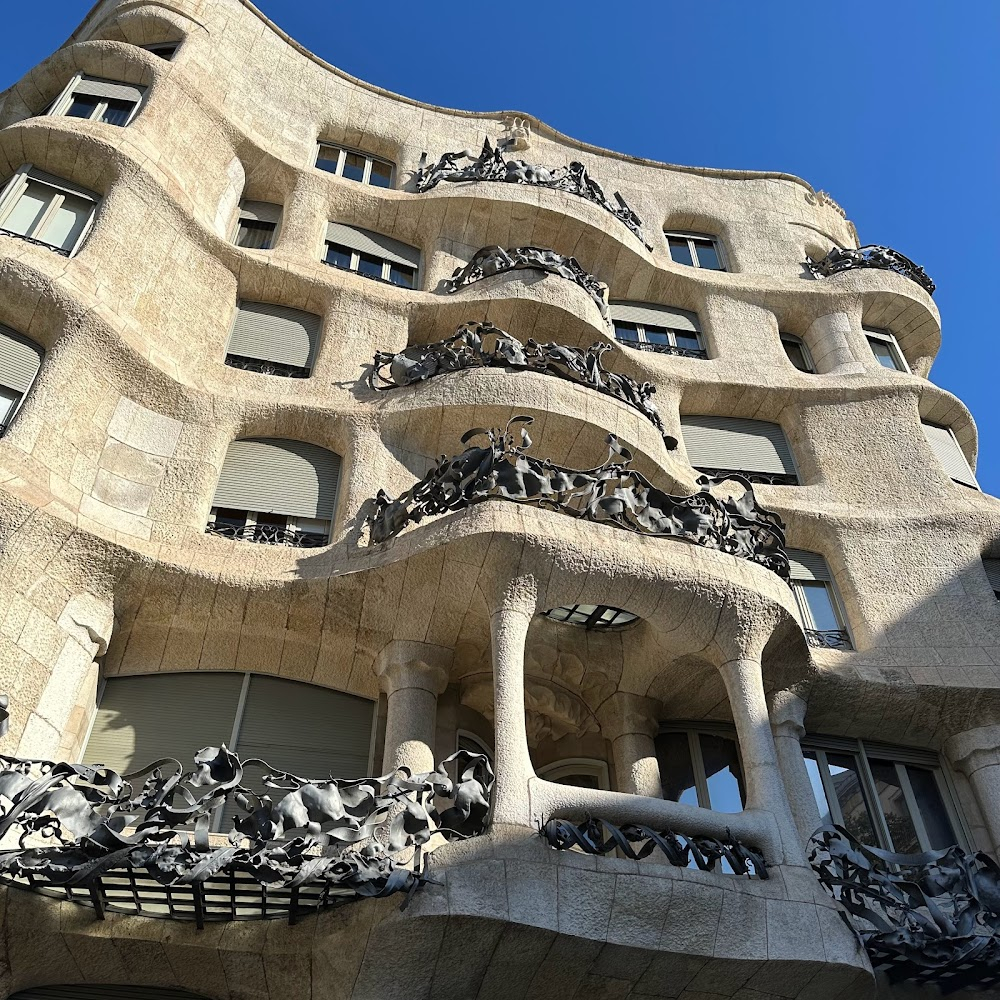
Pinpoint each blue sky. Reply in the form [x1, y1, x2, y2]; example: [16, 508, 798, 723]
[2, 2, 998, 493]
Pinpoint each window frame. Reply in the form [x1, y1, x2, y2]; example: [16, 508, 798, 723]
[537, 757, 611, 790]
[779, 333, 816, 373]
[207, 505, 331, 547]
[612, 318, 706, 358]
[541, 604, 639, 630]
[47, 72, 143, 127]
[315, 142, 395, 188]
[323, 240, 416, 288]
[789, 578, 852, 650]
[663, 230, 727, 271]
[0, 165, 98, 256]
[863, 325, 909, 373]
[658, 722, 746, 812]
[233, 218, 277, 251]
[140, 41, 180, 60]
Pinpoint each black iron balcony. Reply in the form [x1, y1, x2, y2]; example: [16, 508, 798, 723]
[225, 354, 310, 378]
[205, 521, 327, 548]
[696, 466, 798, 487]
[805, 628, 852, 650]
[0, 227, 72, 257]
[806, 245, 935, 295]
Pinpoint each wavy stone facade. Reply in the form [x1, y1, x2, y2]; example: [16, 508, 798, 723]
[0, 2, 997, 999]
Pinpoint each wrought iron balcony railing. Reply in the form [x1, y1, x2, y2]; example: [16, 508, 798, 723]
[805, 628, 852, 650]
[696, 466, 798, 487]
[0, 746, 493, 926]
[369, 321, 677, 450]
[205, 521, 327, 548]
[809, 825, 1000, 993]
[0, 227, 72, 257]
[805, 245, 935, 295]
[616, 339, 708, 360]
[225, 354, 310, 378]
[366, 415, 791, 581]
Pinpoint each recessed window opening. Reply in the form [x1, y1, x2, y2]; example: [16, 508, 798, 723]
[316, 142, 394, 188]
[921, 421, 979, 490]
[0, 324, 43, 434]
[542, 604, 638, 630]
[0, 166, 98, 256]
[48, 74, 144, 127]
[680, 415, 798, 486]
[664, 231, 726, 271]
[787, 549, 851, 650]
[780, 333, 815, 373]
[864, 326, 908, 372]
[537, 758, 610, 790]
[803, 736, 966, 853]
[323, 222, 419, 289]
[609, 301, 705, 358]
[657, 724, 745, 813]
[224, 301, 318, 379]
[233, 201, 281, 251]
[140, 41, 180, 59]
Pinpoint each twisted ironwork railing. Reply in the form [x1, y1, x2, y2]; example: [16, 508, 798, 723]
[806, 245, 935, 295]
[365, 415, 790, 581]
[369, 321, 676, 449]
[414, 137, 651, 249]
[0, 228, 73, 257]
[540, 817, 766, 879]
[695, 466, 798, 487]
[225, 354, 310, 379]
[805, 628, 852, 650]
[0, 746, 493, 926]
[616, 339, 708, 360]
[205, 522, 327, 548]
[809, 825, 1000, 992]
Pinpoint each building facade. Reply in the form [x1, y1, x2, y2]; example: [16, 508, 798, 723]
[0, 2, 998, 998]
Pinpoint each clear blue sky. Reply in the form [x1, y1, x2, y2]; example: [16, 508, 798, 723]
[3, 2, 998, 493]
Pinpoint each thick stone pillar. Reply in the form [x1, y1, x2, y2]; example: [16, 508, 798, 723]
[597, 692, 663, 798]
[376, 641, 450, 774]
[717, 657, 806, 866]
[945, 726, 1000, 855]
[805, 311, 865, 375]
[768, 690, 822, 844]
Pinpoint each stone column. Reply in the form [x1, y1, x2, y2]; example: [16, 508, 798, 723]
[717, 657, 806, 866]
[945, 726, 1000, 855]
[376, 641, 450, 774]
[597, 692, 663, 798]
[768, 690, 822, 845]
[805, 311, 865, 375]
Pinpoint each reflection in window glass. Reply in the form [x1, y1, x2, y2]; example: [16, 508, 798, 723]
[324, 243, 352, 269]
[797, 581, 842, 632]
[869, 760, 921, 854]
[316, 148, 340, 174]
[369, 159, 393, 188]
[803, 752, 834, 825]
[389, 263, 415, 288]
[67, 95, 99, 119]
[907, 766, 957, 850]
[675, 331, 702, 352]
[101, 99, 134, 127]
[826, 752, 877, 844]
[667, 237, 693, 266]
[695, 240, 723, 270]
[342, 152, 366, 183]
[357, 253, 383, 279]
[657, 731, 699, 808]
[236, 220, 275, 250]
[3, 181, 49, 236]
[868, 336, 904, 371]
[0, 385, 21, 430]
[613, 322, 639, 343]
[700, 733, 744, 812]
[46, 193, 91, 249]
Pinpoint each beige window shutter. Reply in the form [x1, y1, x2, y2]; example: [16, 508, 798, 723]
[786, 548, 832, 582]
[227, 301, 320, 368]
[325, 221, 420, 268]
[0, 324, 43, 394]
[211, 438, 341, 519]
[681, 415, 796, 475]
[239, 200, 282, 225]
[921, 422, 978, 488]
[73, 75, 145, 103]
[609, 301, 700, 333]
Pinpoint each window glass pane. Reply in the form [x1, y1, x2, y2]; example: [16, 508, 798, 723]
[783, 339, 812, 372]
[657, 732, 699, 808]
[214, 507, 248, 528]
[2, 181, 51, 236]
[0, 385, 21, 429]
[100, 98, 134, 126]
[700, 733, 745, 812]
[643, 325, 670, 346]
[357, 253, 383, 279]
[369, 159, 392, 188]
[236, 220, 275, 250]
[553, 772, 600, 789]
[803, 751, 835, 826]
[147, 43, 178, 60]
[613, 322, 639, 343]
[826, 752, 877, 844]
[389, 263, 415, 288]
[667, 237, 693, 266]
[797, 581, 841, 632]
[869, 759, 921, 854]
[40, 192, 91, 250]
[325, 243, 352, 269]
[868, 337, 903, 371]
[342, 152, 366, 182]
[316, 146, 340, 173]
[906, 766, 958, 850]
[674, 331, 702, 352]
[66, 95, 100, 119]
[694, 240, 723, 271]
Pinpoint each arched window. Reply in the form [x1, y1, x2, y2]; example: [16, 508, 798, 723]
[680, 415, 798, 485]
[0, 165, 98, 256]
[224, 301, 319, 378]
[207, 438, 341, 546]
[0, 323, 43, 432]
[538, 758, 610, 790]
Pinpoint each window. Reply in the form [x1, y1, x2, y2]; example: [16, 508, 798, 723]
[542, 604, 638, 629]
[0, 167, 97, 256]
[233, 201, 281, 250]
[141, 41, 180, 59]
[315, 142, 394, 188]
[780, 333, 815, 373]
[538, 758, 610, 790]
[609, 301, 705, 358]
[48, 74, 144, 127]
[787, 549, 851, 649]
[207, 438, 341, 546]
[680, 415, 798, 485]
[665, 231, 726, 270]
[921, 421, 978, 489]
[864, 326, 908, 372]
[457, 730, 494, 762]
[224, 301, 319, 378]
[323, 222, 419, 288]
[803, 737, 966, 853]
[0, 324, 43, 433]
[656, 725, 745, 813]
[983, 559, 1000, 600]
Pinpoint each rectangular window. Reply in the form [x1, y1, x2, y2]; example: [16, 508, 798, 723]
[665, 231, 727, 271]
[236, 219, 275, 250]
[141, 42, 179, 60]
[612, 319, 706, 359]
[921, 421, 978, 489]
[324, 242, 417, 287]
[780, 334, 815, 373]
[0, 168, 97, 256]
[657, 727, 745, 812]
[680, 415, 798, 485]
[48, 74, 144, 128]
[315, 142, 395, 188]
[863, 326, 908, 372]
[787, 548, 851, 649]
[207, 506, 329, 547]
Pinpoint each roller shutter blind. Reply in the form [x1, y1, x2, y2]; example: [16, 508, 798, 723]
[227, 301, 319, 368]
[921, 422, 978, 488]
[211, 438, 341, 519]
[83, 672, 245, 774]
[325, 222, 420, 268]
[609, 301, 700, 333]
[13, 988, 209, 1000]
[681, 416, 796, 475]
[25, 167, 98, 203]
[983, 560, 1000, 592]
[73, 76, 145, 103]
[786, 548, 831, 582]
[0, 324, 43, 394]
[238, 201, 282, 225]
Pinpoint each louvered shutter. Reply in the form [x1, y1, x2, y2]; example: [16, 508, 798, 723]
[83, 673, 244, 775]
[786, 548, 831, 582]
[921, 422, 978, 489]
[13, 988, 209, 1000]
[325, 222, 420, 268]
[239, 201, 282, 225]
[212, 438, 341, 519]
[983, 560, 1000, 593]
[73, 76, 145, 103]
[609, 301, 700, 333]
[0, 325, 42, 394]
[227, 301, 319, 368]
[681, 416, 796, 475]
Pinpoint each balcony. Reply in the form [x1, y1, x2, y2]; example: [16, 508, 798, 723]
[806, 245, 935, 295]
[205, 520, 327, 548]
